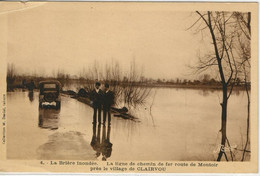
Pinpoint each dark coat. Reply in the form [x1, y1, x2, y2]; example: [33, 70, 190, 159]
[27, 81, 35, 91]
[90, 89, 103, 106]
[103, 90, 114, 108]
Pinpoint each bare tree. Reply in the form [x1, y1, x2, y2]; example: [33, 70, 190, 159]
[233, 12, 251, 161]
[102, 60, 123, 105]
[80, 59, 151, 107]
[192, 11, 247, 161]
[7, 63, 17, 90]
[121, 59, 151, 107]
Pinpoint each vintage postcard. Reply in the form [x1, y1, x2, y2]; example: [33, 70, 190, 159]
[0, 1, 258, 174]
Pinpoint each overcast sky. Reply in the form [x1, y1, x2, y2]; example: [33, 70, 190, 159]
[1, 2, 212, 80]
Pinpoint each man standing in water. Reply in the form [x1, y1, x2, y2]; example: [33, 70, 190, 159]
[27, 79, 35, 92]
[103, 83, 114, 126]
[90, 82, 103, 124]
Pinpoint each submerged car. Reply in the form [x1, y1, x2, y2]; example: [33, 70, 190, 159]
[39, 80, 62, 109]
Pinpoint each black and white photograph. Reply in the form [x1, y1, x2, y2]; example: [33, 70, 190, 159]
[0, 1, 258, 173]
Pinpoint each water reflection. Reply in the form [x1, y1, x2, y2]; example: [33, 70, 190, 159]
[91, 124, 101, 157]
[28, 91, 34, 102]
[101, 125, 112, 161]
[38, 108, 60, 130]
[199, 89, 241, 97]
[7, 88, 249, 161]
[91, 124, 113, 161]
[199, 89, 211, 97]
[235, 90, 241, 96]
[36, 131, 96, 160]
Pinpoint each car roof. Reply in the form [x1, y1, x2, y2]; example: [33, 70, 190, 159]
[39, 80, 62, 86]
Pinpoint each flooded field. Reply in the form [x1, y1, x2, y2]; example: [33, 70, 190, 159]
[7, 88, 250, 161]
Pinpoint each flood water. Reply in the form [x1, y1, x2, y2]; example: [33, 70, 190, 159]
[7, 88, 250, 161]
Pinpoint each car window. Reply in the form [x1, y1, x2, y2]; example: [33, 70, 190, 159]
[43, 84, 56, 89]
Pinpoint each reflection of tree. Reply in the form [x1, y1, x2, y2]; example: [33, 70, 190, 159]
[191, 11, 251, 161]
[91, 124, 113, 160]
[201, 89, 209, 97]
[235, 90, 240, 96]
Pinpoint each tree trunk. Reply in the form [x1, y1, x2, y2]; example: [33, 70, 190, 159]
[217, 84, 228, 161]
[241, 76, 250, 161]
[196, 11, 232, 161]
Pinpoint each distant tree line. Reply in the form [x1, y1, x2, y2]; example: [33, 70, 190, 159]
[7, 63, 249, 93]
